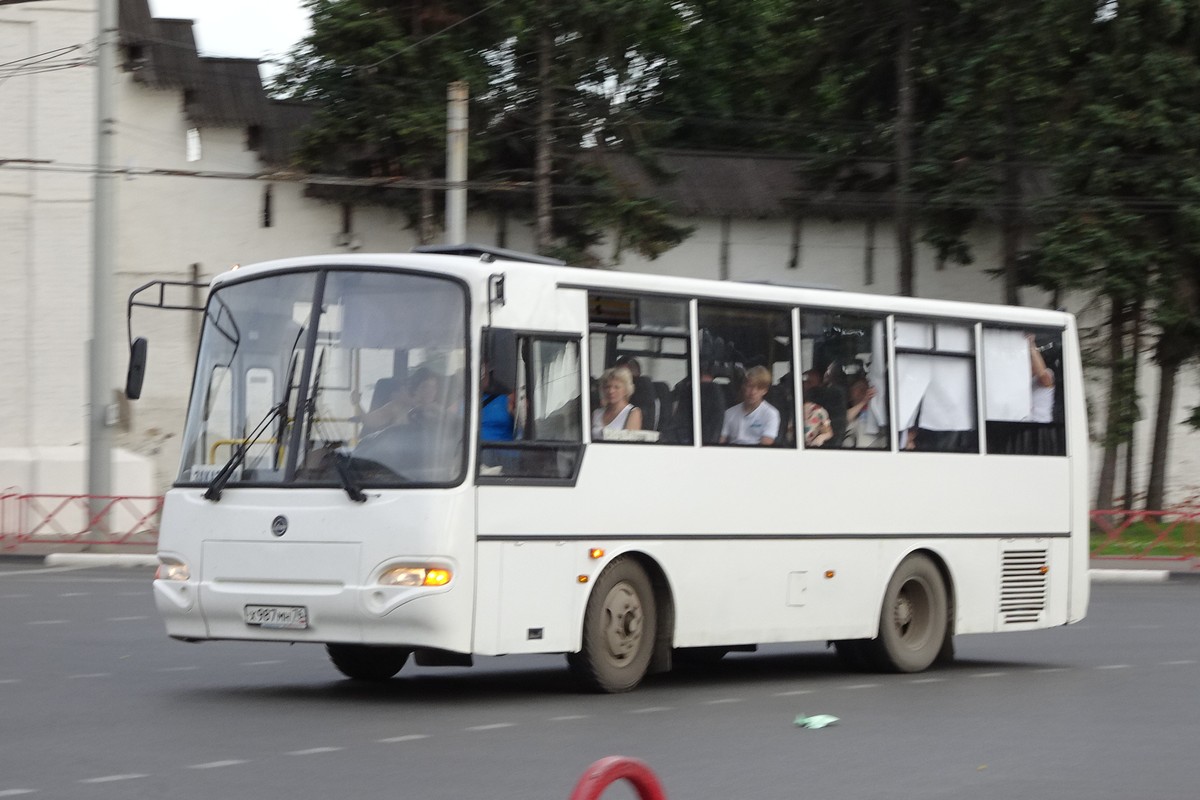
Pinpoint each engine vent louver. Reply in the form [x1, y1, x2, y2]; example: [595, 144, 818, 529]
[1000, 549, 1048, 625]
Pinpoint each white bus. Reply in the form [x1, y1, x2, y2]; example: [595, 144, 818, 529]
[136, 246, 1088, 692]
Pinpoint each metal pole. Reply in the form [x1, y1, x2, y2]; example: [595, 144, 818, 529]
[445, 81, 468, 244]
[88, 0, 117, 530]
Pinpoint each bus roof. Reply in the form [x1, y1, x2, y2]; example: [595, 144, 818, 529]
[211, 251, 1075, 329]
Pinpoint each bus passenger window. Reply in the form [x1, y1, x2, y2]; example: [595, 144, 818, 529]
[478, 333, 584, 483]
[895, 320, 977, 453]
[588, 293, 690, 444]
[697, 303, 794, 448]
[800, 311, 889, 450]
[982, 328, 1066, 456]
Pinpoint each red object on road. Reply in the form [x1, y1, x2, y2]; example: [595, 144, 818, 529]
[569, 756, 667, 800]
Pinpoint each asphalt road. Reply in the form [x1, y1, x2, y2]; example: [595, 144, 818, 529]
[1, 560, 1197, 800]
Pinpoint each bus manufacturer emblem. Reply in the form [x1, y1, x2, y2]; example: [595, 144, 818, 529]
[271, 515, 288, 537]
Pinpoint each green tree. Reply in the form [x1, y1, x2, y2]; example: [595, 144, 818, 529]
[1036, 0, 1200, 509]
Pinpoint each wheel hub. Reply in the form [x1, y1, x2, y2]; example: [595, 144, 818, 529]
[602, 582, 643, 662]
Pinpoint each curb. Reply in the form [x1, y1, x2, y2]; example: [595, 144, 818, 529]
[44, 553, 158, 569]
[1089, 568, 1170, 584]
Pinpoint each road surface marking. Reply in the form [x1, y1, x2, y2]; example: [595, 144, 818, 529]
[910, 677, 947, 684]
[1159, 659, 1197, 666]
[549, 715, 589, 721]
[1033, 667, 1069, 673]
[972, 672, 1007, 678]
[286, 747, 343, 756]
[157, 666, 200, 672]
[466, 723, 515, 731]
[79, 774, 148, 784]
[703, 698, 742, 705]
[0, 789, 38, 796]
[841, 683, 881, 690]
[378, 735, 429, 743]
[628, 707, 672, 714]
[68, 673, 112, 679]
[1095, 664, 1131, 670]
[242, 660, 284, 666]
[772, 689, 813, 696]
[59, 592, 90, 597]
[0, 679, 21, 685]
[26, 620, 67, 626]
[107, 616, 149, 622]
[188, 760, 248, 770]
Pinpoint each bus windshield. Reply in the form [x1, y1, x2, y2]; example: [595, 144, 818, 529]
[177, 268, 468, 489]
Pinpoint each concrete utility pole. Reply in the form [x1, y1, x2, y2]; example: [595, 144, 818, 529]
[88, 0, 117, 526]
[445, 81, 468, 244]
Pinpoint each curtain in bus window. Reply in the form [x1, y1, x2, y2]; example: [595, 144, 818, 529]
[921, 358, 975, 430]
[897, 354, 933, 429]
[867, 320, 888, 428]
[982, 329, 1032, 422]
[896, 354, 974, 431]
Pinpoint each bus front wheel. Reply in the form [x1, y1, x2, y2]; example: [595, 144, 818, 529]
[866, 554, 948, 673]
[326, 644, 411, 681]
[569, 557, 657, 693]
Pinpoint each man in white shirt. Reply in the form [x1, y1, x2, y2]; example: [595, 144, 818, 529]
[720, 366, 781, 446]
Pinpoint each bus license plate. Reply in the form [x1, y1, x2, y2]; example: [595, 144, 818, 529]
[244, 605, 308, 630]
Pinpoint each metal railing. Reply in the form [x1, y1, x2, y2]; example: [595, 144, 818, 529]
[0, 491, 163, 551]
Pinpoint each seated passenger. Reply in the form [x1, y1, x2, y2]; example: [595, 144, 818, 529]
[405, 368, 442, 426]
[719, 365, 780, 446]
[616, 355, 659, 429]
[592, 366, 643, 439]
[843, 376, 885, 448]
[480, 360, 515, 441]
[802, 399, 834, 448]
[357, 377, 412, 437]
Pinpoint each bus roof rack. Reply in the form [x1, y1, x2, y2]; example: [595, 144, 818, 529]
[412, 243, 566, 267]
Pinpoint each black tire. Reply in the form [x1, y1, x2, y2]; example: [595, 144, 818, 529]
[863, 554, 949, 673]
[568, 557, 657, 693]
[326, 644, 411, 681]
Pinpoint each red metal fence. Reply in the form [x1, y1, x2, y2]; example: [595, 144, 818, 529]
[1089, 508, 1200, 562]
[0, 492, 163, 551]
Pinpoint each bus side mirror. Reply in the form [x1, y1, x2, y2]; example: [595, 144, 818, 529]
[125, 337, 148, 400]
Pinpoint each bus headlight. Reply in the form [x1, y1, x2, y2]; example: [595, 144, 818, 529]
[379, 565, 453, 587]
[156, 559, 190, 582]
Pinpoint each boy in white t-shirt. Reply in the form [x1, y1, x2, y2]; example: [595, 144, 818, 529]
[720, 366, 781, 446]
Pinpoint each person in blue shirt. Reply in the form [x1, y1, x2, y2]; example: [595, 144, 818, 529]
[480, 361, 515, 441]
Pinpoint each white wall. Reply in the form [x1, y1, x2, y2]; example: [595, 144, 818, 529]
[3, 0, 1198, 506]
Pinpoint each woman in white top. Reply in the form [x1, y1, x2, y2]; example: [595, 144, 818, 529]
[592, 366, 643, 438]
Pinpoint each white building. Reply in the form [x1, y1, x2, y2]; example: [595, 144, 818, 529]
[2, 0, 1196, 506]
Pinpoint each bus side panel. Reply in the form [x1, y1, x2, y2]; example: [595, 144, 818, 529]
[472, 540, 592, 655]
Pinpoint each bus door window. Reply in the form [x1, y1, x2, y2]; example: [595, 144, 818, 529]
[587, 293, 690, 444]
[894, 320, 978, 453]
[697, 303, 794, 448]
[982, 328, 1066, 456]
[800, 311, 890, 450]
[478, 332, 583, 483]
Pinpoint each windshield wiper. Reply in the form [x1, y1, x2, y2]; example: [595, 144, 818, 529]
[204, 402, 284, 502]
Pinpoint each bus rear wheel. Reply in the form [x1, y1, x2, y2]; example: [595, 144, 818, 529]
[326, 644, 411, 681]
[569, 557, 657, 693]
[865, 554, 948, 673]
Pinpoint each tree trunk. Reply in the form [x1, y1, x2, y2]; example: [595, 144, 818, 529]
[1122, 302, 1142, 510]
[1000, 97, 1021, 306]
[1095, 297, 1124, 510]
[894, 0, 916, 297]
[1146, 349, 1178, 511]
[533, 4, 554, 255]
[418, 166, 436, 245]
